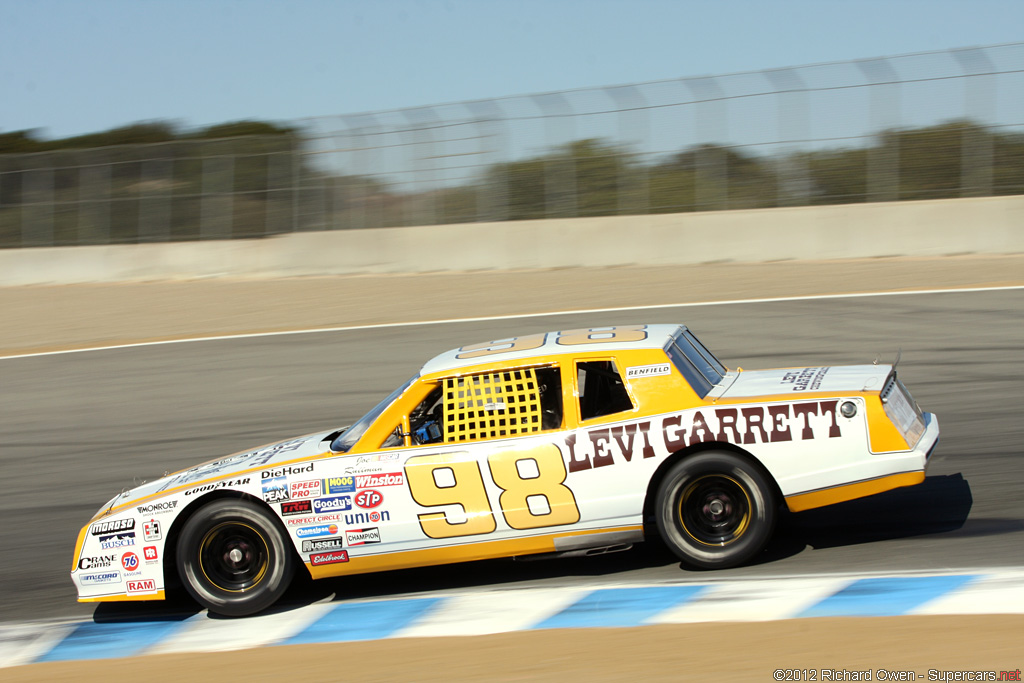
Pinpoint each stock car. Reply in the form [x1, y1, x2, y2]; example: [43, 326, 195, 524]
[71, 324, 938, 616]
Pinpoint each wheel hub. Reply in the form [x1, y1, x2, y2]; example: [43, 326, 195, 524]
[198, 522, 270, 592]
[678, 474, 752, 546]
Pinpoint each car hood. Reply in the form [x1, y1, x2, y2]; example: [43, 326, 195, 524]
[100, 428, 343, 511]
[713, 364, 892, 399]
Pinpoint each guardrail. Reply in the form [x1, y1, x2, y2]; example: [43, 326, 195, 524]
[2, 43, 1022, 249]
[1, 195, 1020, 286]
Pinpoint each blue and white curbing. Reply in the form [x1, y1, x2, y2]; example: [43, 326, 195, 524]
[3, 569, 1024, 668]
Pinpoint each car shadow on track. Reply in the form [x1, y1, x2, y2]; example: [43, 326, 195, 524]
[761, 472, 974, 561]
[91, 474, 976, 622]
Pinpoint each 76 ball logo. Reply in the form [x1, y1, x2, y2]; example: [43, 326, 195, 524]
[121, 552, 139, 571]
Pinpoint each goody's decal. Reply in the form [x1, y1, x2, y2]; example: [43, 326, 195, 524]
[312, 496, 352, 514]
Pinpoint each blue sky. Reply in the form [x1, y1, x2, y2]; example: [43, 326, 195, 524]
[1, 0, 1022, 140]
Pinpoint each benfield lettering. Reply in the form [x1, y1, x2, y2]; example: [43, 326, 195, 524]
[567, 401, 841, 472]
[310, 550, 349, 566]
[355, 473, 404, 488]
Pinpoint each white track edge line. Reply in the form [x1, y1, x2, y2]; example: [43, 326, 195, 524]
[3, 284, 1022, 361]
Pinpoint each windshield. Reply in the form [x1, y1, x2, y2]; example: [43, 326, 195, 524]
[330, 375, 417, 453]
[666, 330, 726, 398]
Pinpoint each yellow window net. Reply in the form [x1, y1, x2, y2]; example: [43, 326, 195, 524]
[444, 368, 542, 442]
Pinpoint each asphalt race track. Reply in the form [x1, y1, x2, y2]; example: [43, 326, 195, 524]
[1, 288, 1022, 623]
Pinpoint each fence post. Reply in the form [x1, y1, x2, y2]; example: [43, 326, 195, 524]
[856, 58, 901, 202]
[683, 77, 728, 212]
[606, 85, 650, 215]
[762, 68, 810, 206]
[952, 47, 996, 197]
[531, 92, 577, 218]
[465, 99, 508, 223]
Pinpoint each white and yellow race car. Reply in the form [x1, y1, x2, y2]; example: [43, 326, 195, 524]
[71, 324, 938, 616]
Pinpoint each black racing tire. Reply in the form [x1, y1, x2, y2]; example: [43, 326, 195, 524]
[176, 498, 295, 617]
[655, 451, 776, 569]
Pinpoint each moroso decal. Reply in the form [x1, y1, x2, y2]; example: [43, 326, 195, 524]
[309, 550, 349, 566]
[90, 519, 135, 536]
[566, 401, 841, 472]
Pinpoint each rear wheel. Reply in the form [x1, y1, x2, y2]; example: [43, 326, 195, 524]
[655, 451, 775, 569]
[176, 499, 294, 617]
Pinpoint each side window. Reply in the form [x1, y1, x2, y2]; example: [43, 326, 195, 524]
[444, 366, 562, 443]
[577, 360, 634, 421]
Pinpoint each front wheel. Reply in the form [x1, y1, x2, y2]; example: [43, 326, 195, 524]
[176, 498, 295, 617]
[655, 451, 776, 569]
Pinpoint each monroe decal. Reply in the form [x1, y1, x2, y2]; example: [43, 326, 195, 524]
[566, 401, 840, 472]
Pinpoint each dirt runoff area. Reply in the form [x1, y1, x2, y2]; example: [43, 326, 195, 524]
[7, 616, 1024, 682]
[1, 254, 1022, 357]
[3, 254, 1023, 679]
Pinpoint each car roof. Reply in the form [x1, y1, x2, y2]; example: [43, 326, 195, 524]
[419, 323, 685, 376]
